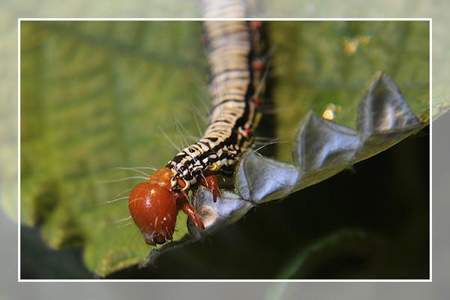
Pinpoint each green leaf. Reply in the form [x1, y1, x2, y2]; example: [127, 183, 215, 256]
[21, 21, 429, 276]
[21, 21, 207, 276]
[269, 21, 429, 161]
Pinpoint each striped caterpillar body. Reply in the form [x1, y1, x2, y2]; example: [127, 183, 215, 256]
[167, 20, 263, 191]
[128, 1, 266, 245]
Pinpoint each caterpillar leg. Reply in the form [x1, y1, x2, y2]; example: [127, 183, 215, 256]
[200, 174, 221, 202]
[179, 199, 205, 230]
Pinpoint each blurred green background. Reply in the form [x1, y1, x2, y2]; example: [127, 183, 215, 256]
[20, 21, 429, 278]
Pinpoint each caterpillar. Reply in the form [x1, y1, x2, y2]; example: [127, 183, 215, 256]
[128, 1, 266, 245]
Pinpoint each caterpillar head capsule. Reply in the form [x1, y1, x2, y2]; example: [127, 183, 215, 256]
[128, 167, 206, 246]
[128, 181, 177, 245]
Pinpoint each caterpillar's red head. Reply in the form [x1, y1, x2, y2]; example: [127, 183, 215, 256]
[128, 167, 206, 245]
[128, 167, 178, 245]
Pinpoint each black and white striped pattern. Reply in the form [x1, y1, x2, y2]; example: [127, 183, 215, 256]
[167, 0, 264, 190]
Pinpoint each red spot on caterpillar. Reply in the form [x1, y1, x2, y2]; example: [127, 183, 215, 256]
[252, 96, 262, 107]
[128, 167, 205, 245]
[176, 177, 187, 190]
[252, 58, 265, 71]
[200, 174, 221, 202]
